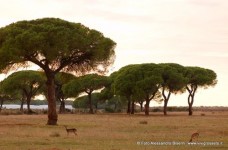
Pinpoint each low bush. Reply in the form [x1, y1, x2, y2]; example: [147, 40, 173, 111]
[105, 107, 115, 113]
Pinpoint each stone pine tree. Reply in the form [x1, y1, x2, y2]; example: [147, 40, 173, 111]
[0, 70, 45, 113]
[133, 64, 163, 115]
[159, 63, 188, 115]
[0, 18, 116, 125]
[0, 94, 12, 112]
[73, 93, 102, 110]
[114, 63, 163, 115]
[113, 65, 138, 114]
[99, 71, 118, 101]
[63, 74, 109, 114]
[185, 67, 217, 115]
[55, 72, 76, 113]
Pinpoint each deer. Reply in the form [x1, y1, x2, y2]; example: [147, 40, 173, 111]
[64, 125, 77, 136]
[189, 132, 199, 142]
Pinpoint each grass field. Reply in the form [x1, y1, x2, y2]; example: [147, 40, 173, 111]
[0, 111, 227, 150]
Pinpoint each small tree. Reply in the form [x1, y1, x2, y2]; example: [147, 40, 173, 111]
[0, 18, 116, 125]
[185, 67, 217, 115]
[55, 72, 76, 113]
[73, 96, 88, 109]
[73, 93, 102, 110]
[106, 95, 126, 112]
[135, 77, 162, 115]
[134, 64, 163, 115]
[0, 94, 13, 111]
[64, 74, 109, 114]
[0, 70, 45, 113]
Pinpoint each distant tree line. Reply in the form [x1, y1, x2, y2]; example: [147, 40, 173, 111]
[0, 64, 217, 116]
[0, 71, 75, 113]
[62, 63, 217, 116]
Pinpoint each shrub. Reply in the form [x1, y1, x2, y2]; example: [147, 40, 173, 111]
[105, 107, 115, 113]
[201, 113, 206, 116]
[139, 121, 148, 124]
[152, 108, 161, 112]
[49, 132, 60, 137]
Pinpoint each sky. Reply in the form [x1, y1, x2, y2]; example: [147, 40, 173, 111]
[0, 0, 227, 106]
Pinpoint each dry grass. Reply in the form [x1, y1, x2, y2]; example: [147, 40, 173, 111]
[0, 111, 227, 150]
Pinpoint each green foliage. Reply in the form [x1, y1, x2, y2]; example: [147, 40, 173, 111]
[73, 96, 87, 108]
[77, 74, 109, 93]
[0, 18, 116, 73]
[55, 72, 76, 85]
[109, 63, 217, 115]
[72, 93, 101, 108]
[106, 95, 127, 111]
[186, 67, 217, 88]
[63, 74, 109, 97]
[62, 79, 80, 98]
[105, 107, 115, 113]
[113, 64, 139, 97]
[66, 74, 109, 113]
[0, 70, 45, 99]
[114, 63, 163, 101]
[73, 93, 125, 112]
[159, 63, 188, 93]
[31, 100, 48, 105]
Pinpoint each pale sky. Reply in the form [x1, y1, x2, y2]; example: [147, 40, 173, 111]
[0, 0, 227, 106]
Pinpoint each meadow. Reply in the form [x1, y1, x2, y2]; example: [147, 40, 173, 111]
[0, 111, 227, 150]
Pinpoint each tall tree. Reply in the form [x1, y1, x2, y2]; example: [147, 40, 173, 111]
[185, 67, 217, 115]
[0, 70, 45, 113]
[114, 63, 163, 115]
[159, 63, 188, 115]
[0, 18, 116, 125]
[64, 74, 109, 114]
[134, 64, 163, 115]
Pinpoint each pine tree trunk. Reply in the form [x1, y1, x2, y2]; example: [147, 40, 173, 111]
[189, 103, 193, 115]
[187, 85, 197, 116]
[46, 74, 58, 125]
[20, 98, 24, 112]
[59, 99, 65, 114]
[189, 94, 194, 116]
[88, 92, 93, 114]
[140, 102, 143, 112]
[163, 99, 168, 115]
[27, 96, 32, 114]
[131, 101, 135, 114]
[188, 92, 194, 116]
[162, 88, 171, 116]
[127, 100, 131, 114]
[145, 100, 150, 115]
[0, 99, 3, 112]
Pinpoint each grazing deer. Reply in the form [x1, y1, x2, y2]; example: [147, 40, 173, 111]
[64, 125, 77, 136]
[189, 132, 199, 142]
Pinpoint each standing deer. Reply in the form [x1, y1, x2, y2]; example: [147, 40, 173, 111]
[64, 125, 77, 136]
[189, 132, 199, 142]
